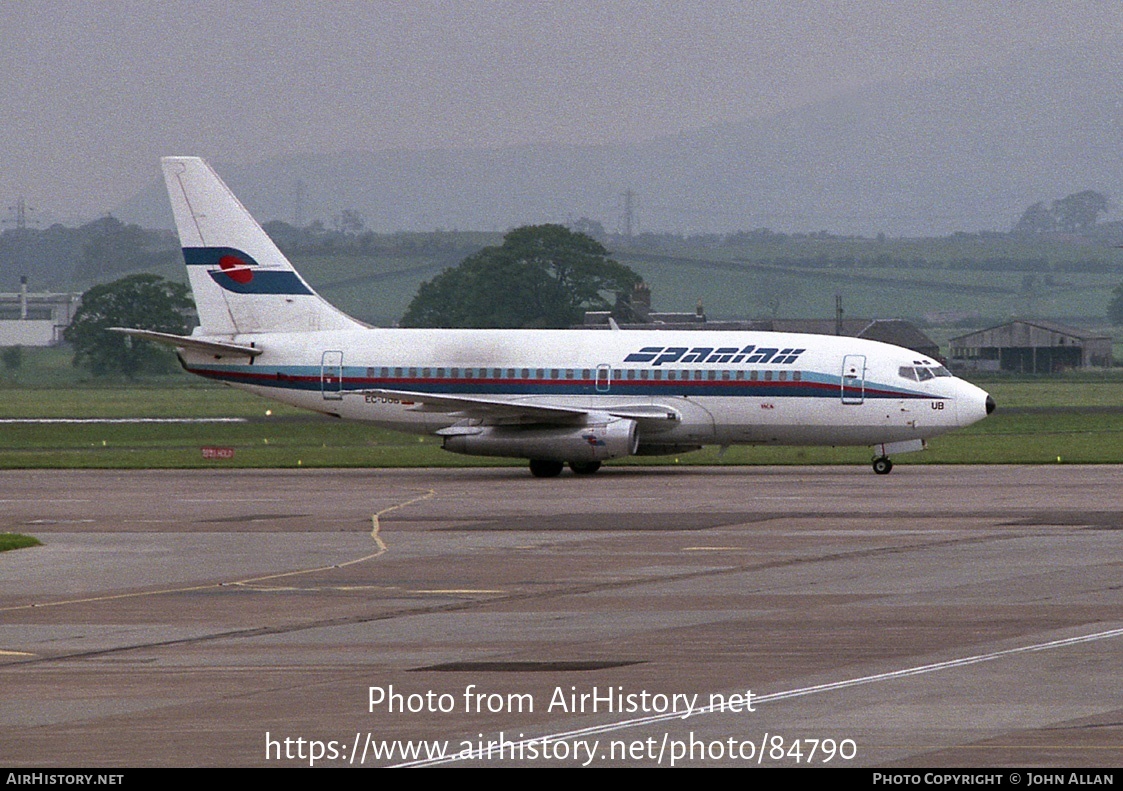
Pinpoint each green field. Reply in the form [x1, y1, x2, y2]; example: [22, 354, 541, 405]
[613, 253, 1121, 324]
[0, 533, 41, 552]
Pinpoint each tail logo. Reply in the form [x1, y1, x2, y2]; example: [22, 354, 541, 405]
[218, 253, 255, 284]
[182, 246, 314, 296]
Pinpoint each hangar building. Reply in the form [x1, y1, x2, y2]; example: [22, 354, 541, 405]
[949, 320, 1112, 373]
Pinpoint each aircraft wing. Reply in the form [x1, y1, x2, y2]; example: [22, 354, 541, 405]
[354, 388, 680, 426]
[109, 328, 262, 358]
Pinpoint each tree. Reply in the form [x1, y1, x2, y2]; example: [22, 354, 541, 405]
[1013, 191, 1111, 235]
[1, 346, 22, 373]
[1012, 202, 1056, 234]
[1051, 190, 1109, 233]
[400, 224, 640, 328]
[64, 274, 194, 377]
[335, 209, 365, 234]
[1108, 282, 1123, 325]
[72, 216, 179, 282]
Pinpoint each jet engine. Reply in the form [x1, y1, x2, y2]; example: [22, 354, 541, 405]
[441, 418, 639, 462]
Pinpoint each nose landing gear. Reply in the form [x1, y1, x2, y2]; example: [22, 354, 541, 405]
[870, 439, 925, 475]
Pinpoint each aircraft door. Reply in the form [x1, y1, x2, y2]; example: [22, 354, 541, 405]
[841, 354, 866, 405]
[321, 350, 344, 400]
[595, 364, 611, 393]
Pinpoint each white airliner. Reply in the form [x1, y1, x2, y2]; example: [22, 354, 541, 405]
[118, 157, 995, 477]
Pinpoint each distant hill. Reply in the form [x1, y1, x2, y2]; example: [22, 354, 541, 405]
[116, 47, 1123, 238]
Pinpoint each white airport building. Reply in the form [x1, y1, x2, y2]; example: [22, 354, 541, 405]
[0, 277, 81, 346]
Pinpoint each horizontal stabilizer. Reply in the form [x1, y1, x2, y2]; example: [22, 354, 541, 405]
[109, 328, 262, 358]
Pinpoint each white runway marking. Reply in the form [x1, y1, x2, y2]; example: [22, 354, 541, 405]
[397, 625, 1123, 767]
[0, 418, 247, 424]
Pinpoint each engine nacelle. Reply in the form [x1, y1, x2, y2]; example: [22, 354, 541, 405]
[442, 419, 639, 462]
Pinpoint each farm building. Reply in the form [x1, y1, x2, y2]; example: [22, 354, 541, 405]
[949, 320, 1112, 373]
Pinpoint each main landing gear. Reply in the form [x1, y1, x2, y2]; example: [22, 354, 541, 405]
[529, 459, 564, 478]
[872, 456, 893, 475]
[528, 460, 602, 477]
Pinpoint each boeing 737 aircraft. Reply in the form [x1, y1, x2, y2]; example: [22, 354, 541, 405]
[117, 157, 995, 477]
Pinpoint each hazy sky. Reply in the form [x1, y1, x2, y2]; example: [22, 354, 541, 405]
[3, 1, 1122, 223]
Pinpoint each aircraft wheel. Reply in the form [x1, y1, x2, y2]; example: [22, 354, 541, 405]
[529, 459, 564, 478]
[569, 461, 602, 475]
[872, 456, 893, 475]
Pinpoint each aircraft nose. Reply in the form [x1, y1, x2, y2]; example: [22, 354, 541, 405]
[956, 381, 993, 427]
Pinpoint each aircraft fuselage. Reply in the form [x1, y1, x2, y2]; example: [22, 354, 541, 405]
[180, 327, 990, 450]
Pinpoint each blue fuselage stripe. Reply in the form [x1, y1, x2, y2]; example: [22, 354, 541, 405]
[186, 364, 939, 400]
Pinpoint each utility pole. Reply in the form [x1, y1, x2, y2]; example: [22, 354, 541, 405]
[4, 198, 36, 290]
[293, 180, 306, 228]
[4, 196, 35, 230]
[622, 189, 636, 238]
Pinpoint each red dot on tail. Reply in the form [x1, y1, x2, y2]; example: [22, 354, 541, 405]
[218, 254, 253, 284]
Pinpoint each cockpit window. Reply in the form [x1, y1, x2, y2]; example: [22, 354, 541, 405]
[901, 364, 951, 381]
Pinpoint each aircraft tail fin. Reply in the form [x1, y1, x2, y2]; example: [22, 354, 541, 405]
[161, 156, 365, 335]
